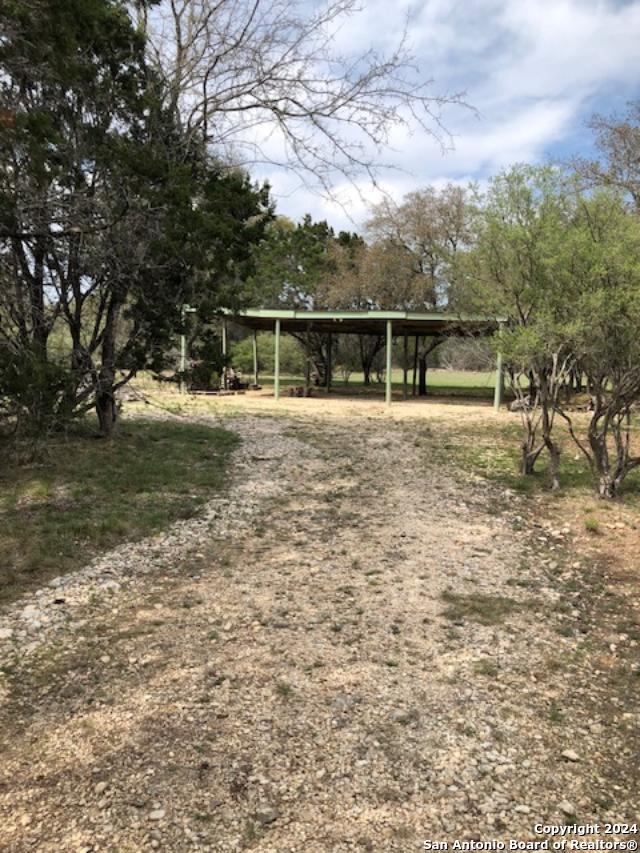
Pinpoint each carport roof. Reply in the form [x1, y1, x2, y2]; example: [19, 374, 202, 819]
[224, 308, 501, 336]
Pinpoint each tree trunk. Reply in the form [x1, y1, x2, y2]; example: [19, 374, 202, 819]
[589, 432, 611, 496]
[96, 390, 117, 438]
[546, 439, 561, 490]
[418, 353, 428, 396]
[598, 477, 616, 498]
[30, 234, 48, 359]
[572, 366, 582, 393]
[325, 333, 332, 391]
[359, 335, 383, 386]
[521, 433, 543, 475]
[294, 332, 328, 386]
[521, 448, 538, 475]
[95, 297, 122, 438]
[541, 393, 560, 490]
[304, 356, 311, 392]
[591, 442, 625, 499]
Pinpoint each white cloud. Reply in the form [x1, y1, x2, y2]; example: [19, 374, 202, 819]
[492, 0, 640, 102]
[259, 0, 640, 231]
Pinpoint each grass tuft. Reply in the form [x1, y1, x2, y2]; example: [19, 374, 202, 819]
[441, 591, 521, 625]
[275, 680, 294, 699]
[473, 660, 500, 677]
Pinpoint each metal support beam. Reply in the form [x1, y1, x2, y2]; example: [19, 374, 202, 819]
[326, 333, 332, 392]
[179, 303, 196, 394]
[252, 329, 259, 387]
[274, 319, 281, 400]
[303, 328, 311, 393]
[403, 334, 408, 400]
[385, 319, 393, 407]
[493, 349, 504, 412]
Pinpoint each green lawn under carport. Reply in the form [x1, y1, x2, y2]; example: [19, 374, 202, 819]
[257, 368, 502, 399]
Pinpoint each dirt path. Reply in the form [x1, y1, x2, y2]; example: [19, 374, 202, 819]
[0, 410, 637, 852]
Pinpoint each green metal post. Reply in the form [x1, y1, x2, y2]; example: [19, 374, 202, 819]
[326, 332, 332, 392]
[493, 349, 504, 411]
[252, 329, 259, 387]
[274, 319, 281, 400]
[403, 334, 408, 400]
[304, 328, 311, 393]
[179, 303, 196, 394]
[385, 319, 393, 407]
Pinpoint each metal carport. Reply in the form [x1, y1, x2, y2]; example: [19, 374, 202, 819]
[222, 308, 504, 409]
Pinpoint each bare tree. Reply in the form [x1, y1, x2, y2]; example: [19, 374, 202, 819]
[134, 0, 466, 191]
[366, 184, 473, 305]
[557, 360, 640, 498]
[574, 101, 640, 212]
[365, 183, 473, 392]
[504, 345, 574, 488]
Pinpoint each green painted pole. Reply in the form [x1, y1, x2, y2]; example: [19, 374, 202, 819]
[385, 319, 393, 407]
[493, 349, 504, 411]
[252, 329, 259, 387]
[179, 303, 196, 394]
[274, 319, 281, 400]
[326, 332, 332, 392]
[403, 334, 408, 400]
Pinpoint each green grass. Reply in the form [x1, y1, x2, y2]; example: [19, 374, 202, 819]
[0, 419, 238, 603]
[431, 418, 640, 501]
[441, 591, 521, 625]
[275, 680, 294, 699]
[473, 660, 500, 677]
[259, 368, 499, 399]
[584, 517, 601, 534]
[549, 702, 565, 724]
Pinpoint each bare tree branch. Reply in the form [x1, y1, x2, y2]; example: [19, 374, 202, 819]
[136, 0, 470, 191]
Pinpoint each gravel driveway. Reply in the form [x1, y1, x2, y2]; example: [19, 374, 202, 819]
[0, 410, 637, 851]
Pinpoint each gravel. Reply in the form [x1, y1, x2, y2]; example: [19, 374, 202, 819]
[0, 409, 637, 851]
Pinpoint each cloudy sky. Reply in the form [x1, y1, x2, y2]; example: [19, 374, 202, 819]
[257, 0, 640, 232]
